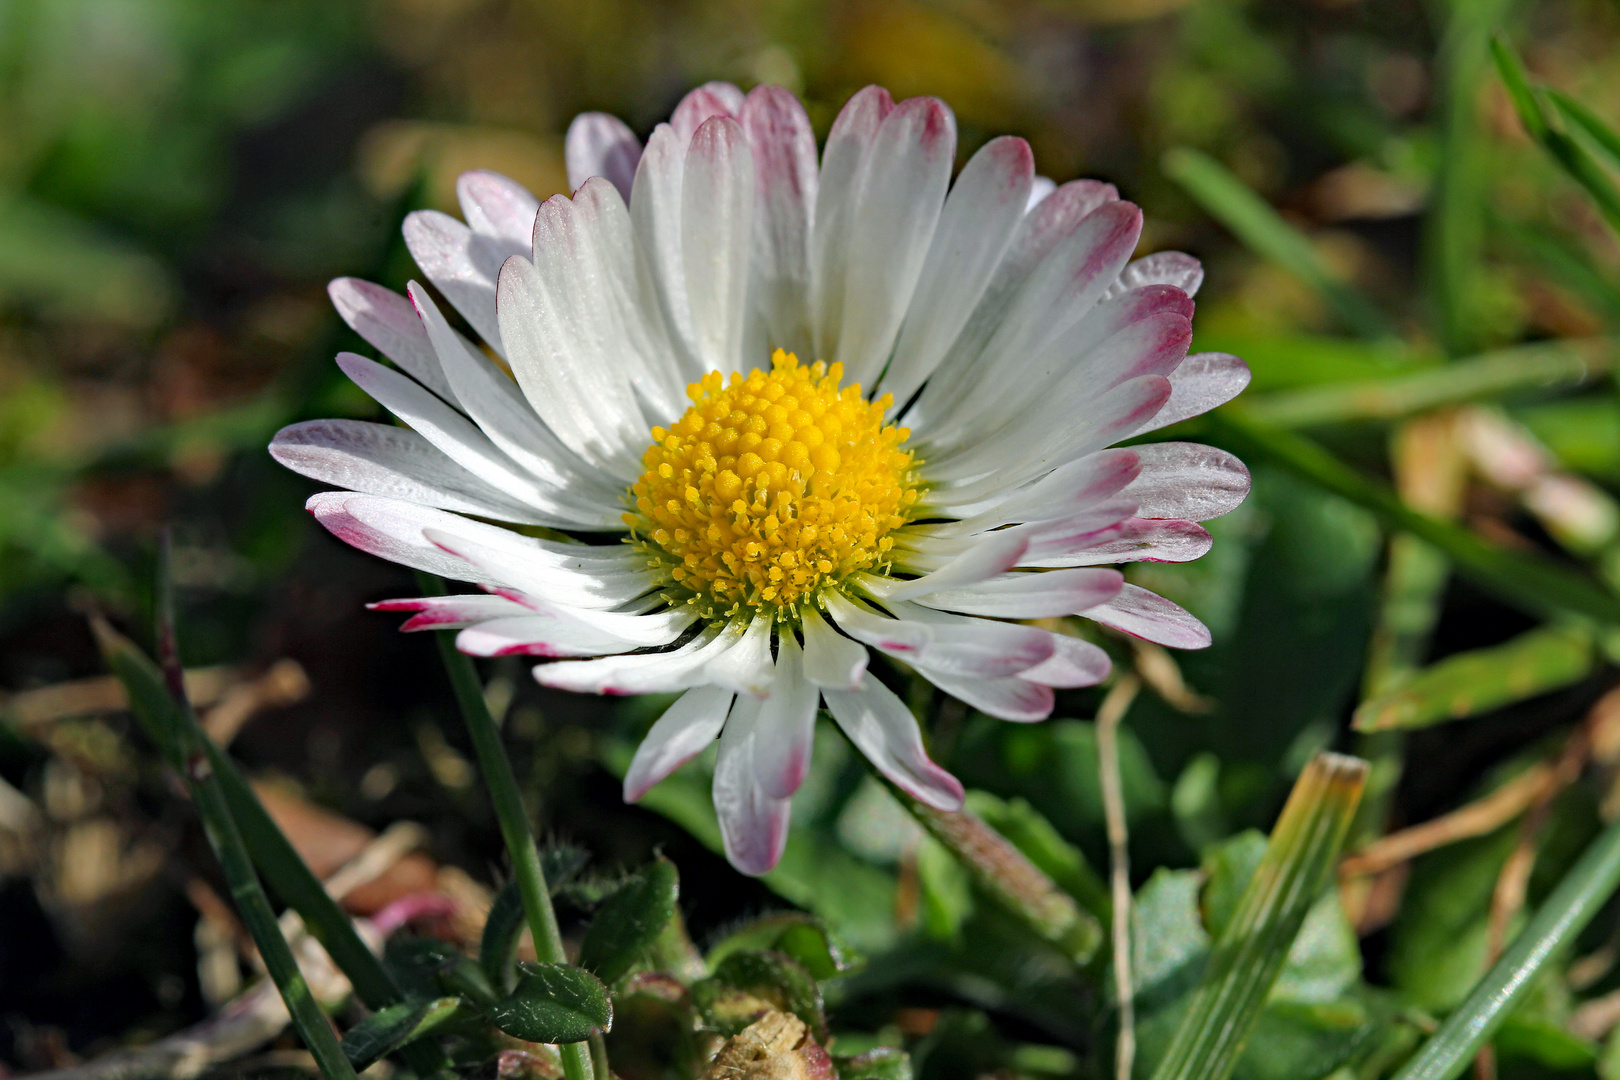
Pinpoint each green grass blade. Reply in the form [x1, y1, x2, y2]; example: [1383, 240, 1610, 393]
[418, 572, 597, 1080]
[1163, 147, 1395, 341]
[1212, 409, 1620, 627]
[1242, 338, 1616, 427]
[1148, 752, 1368, 1080]
[1547, 89, 1620, 168]
[1492, 37, 1620, 237]
[1390, 810, 1620, 1080]
[1353, 622, 1594, 732]
[91, 616, 359, 1080]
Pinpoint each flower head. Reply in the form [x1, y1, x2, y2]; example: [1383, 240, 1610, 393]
[271, 82, 1252, 874]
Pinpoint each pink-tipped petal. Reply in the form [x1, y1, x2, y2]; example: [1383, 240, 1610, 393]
[713, 696, 792, 875]
[751, 634, 821, 799]
[823, 673, 964, 811]
[800, 605, 869, 690]
[1124, 443, 1252, 521]
[624, 686, 734, 802]
[1083, 583, 1212, 649]
[911, 568, 1125, 620]
[327, 278, 455, 403]
[565, 112, 642, 201]
[1132, 352, 1251, 435]
[1021, 634, 1113, 688]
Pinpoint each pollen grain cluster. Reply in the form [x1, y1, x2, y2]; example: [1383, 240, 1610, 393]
[627, 350, 918, 615]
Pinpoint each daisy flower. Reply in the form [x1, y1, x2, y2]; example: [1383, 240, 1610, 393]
[271, 82, 1251, 874]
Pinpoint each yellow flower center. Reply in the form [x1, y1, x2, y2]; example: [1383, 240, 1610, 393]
[625, 349, 919, 617]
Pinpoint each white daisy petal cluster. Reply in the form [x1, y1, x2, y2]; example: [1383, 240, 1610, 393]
[271, 82, 1252, 875]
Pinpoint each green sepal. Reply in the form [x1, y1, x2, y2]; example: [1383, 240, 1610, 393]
[488, 962, 614, 1044]
[578, 856, 680, 984]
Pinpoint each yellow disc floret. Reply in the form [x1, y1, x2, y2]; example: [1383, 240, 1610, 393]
[626, 349, 919, 617]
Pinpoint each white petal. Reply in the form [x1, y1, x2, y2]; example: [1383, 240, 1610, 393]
[457, 615, 641, 658]
[881, 135, 1034, 407]
[1082, 583, 1211, 648]
[903, 179, 1120, 432]
[402, 210, 504, 354]
[336, 352, 616, 527]
[701, 608, 775, 697]
[926, 375, 1172, 496]
[834, 95, 957, 389]
[915, 200, 1144, 447]
[535, 623, 734, 694]
[682, 116, 755, 373]
[1024, 518, 1212, 567]
[910, 568, 1124, 619]
[308, 492, 500, 586]
[630, 125, 702, 379]
[1124, 442, 1252, 521]
[923, 447, 1141, 521]
[369, 593, 529, 631]
[495, 248, 643, 478]
[408, 282, 624, 503]
[271, 419, 551, 524]
[418, 525, 665, 618]
[1025, 175, 1056, 212]
[827, 595, 1056, 678]
[822, 673, 963, 811]
[565, 112, 642, 201]
[1108, 251, 1204, 299]
[751, 634, 820, 799]
[623, 685, 734, 801]
[1132, 352, 1251, 435]
[458, 170, 540, 256]
[867, 531, 1028, 600]
[918, 670, 1053, 723]
[328, 278, 457, 403]
[800, 604, 868, 690]
[713, 695, 792, 875]
[810, 86, 895, 363]
[741, 85, 818, 356]
[1020, 634, 1112, 688]
[670, 82, 743, 144]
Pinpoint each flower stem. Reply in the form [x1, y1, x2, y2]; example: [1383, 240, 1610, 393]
[421, 576, 597, 1080]
[1096, 676, 1140, 1080]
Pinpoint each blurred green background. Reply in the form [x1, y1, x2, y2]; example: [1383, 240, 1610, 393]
[9, 0, 1620, 1075]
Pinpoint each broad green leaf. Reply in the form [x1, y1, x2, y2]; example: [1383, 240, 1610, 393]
[705, 912, 857, 980]
[1162, 147, 1394, 340]
[692, 950, 826, 1039]
[1494, 1015, 1597, 1070]
[341, 997, 466, 1070]
[1148, 752, 1368, 1080]
[578, 857, 680, 985]
[916, 836, 975, 942]
[1242, 338, 1616, 428]
[1352, 623, 1593, 732]
[1516, 398, 1620, 479]
[1391, 809, 1620, 1079]
[1212, 410, 1620, 628]
[489, 963, 614, 1044]
[481, 879, 527, 995]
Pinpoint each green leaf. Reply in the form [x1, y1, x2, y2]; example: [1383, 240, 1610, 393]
[386, 936, 498, 1006]
[1352, 623, 1594, 732]
[1148, 752, 1368, 1080]
[693, 950, 826, 1039]
[578, 857, 680, 985]
[835, 1048, 913, 1080]
[489, 963, 614, 1044]
[704, 913, 857, 980]
[1213, 409, 1620, 628]
[1390, 809, 1620, 1080]
[481, 878, 527, 995]
[1162, 147, 1394, 341]
[341, 997, 466, 1070]
[1241, 338, 1617, 428]
[1548, 89, 1620, 169]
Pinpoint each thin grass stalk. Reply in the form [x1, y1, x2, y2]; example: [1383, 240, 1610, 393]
[1148, 752, 1368, 1080]
[419, 573, 597, 1080]
[1390, 808, 1620, 1080]
[1097, 676, 1140, 1080]
[1210, 409, 1620, 628]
